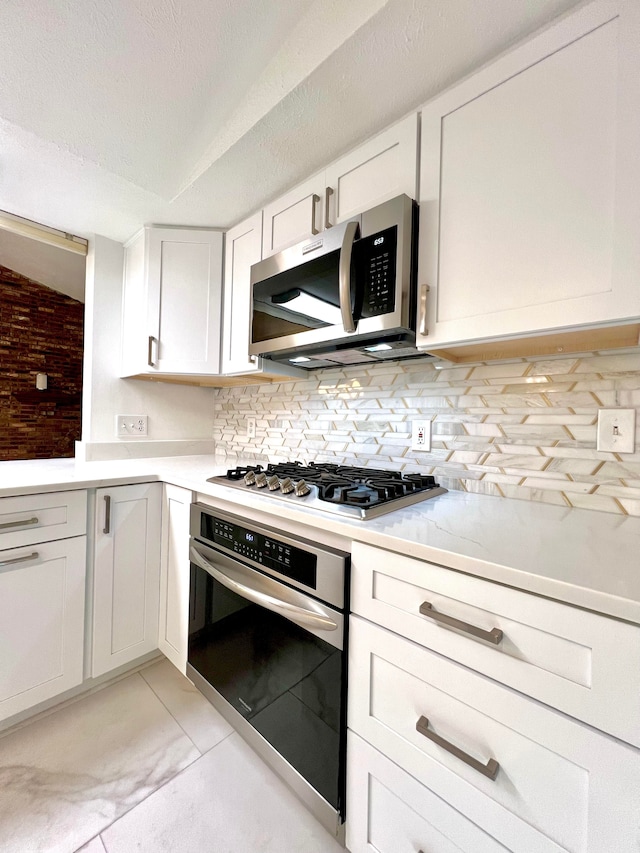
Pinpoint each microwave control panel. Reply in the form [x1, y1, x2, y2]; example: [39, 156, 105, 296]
[359, 226, 397, 318]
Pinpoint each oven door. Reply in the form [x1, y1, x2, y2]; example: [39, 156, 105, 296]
[187, 540, 347, 821]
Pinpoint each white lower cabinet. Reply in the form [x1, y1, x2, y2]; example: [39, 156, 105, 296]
[92, 483, 162, 677]
[158, 484, 192, 674]
[347, 732, 507, 853]
[0, 536, 86, 721]
[348, 615, 640, 852]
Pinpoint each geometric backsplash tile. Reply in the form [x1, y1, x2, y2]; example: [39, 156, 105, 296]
[212, 351, 640, 516]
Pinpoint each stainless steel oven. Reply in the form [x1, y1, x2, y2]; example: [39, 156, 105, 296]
[187, 504, 350, 842]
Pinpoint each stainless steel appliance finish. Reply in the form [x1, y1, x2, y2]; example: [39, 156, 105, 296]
[187, 505, 350, 842]
[249, 194, 426, 369]
[208, 462, 447, 520]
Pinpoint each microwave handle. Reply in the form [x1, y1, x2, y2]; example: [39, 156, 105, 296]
[339, 221, 359, 333]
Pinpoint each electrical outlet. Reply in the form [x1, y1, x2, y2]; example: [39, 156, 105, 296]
[411, 420, 431, 451]
[246, 417, 256, 440]
[596, 408, 635, 453]
[116, 415, 148, 438]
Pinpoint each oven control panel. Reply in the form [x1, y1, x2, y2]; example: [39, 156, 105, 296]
[201, 514, 317, 589]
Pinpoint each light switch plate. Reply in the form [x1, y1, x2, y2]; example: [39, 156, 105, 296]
[596, 409, 635, 453]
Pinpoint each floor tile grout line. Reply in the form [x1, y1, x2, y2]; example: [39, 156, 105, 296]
[137, 668, 205, 757]
[138, 665, 236, 757]
[99, 731, 243, 846]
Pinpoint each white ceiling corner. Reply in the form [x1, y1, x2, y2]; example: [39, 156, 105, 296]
[0, 0, 583, 244]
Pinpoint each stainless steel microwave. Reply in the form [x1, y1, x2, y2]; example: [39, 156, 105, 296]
[249, 194, 422, 369]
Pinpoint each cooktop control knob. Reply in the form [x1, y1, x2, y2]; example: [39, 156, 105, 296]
[280, 477, 294, 494]
[267, 475, 280, 491]
[244, 471, 256, 486]
[255, 472, 268, 488]
[294, 479, 311, 497]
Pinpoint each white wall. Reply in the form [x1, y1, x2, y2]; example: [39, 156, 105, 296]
[81, 234, 214, 455]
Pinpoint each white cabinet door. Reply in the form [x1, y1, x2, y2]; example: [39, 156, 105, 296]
[261, 114, 419, 258]
[158, 484, 192, 674]
[325, 113, 418, 225]
[417, 0, 640, 351]
[262, 174, 325, 258]
[121, 227, 223, 376]
[0, 490, 87, 550]
[347, 732, 508, 853]
[349, 615, 640, 853]
[92, 483, 162, 677]
[351, 542, 640, 747]
[0, 537, 86, 721]
[221, 212, 262, 375]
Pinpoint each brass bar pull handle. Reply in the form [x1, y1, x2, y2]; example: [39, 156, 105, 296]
[416, 715, 499, 780]
[103, 496, 111, 535]
[147, 335, 157, 367]
[0, 551, 39, 570]
[325, 186, 334, 229]
[0, 516, 38, 530]
[310, 194, 320, 235]
[419, 601, 503, 645]
[419, 284, 430, 336]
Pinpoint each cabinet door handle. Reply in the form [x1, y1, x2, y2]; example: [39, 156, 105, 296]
[419, 601, 503, 645]
[325, 186, 334, 229]
[418, 284, 430, 336]
[103, 496, 111, 535]
[0, 551, 39, 570]
[416, 715, 499, 780]
[148, 335, 157, 367]
[0, 516, 39, 530]
[310, 193, 321, 235]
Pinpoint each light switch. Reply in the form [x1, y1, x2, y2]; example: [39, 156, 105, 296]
[596, 409, 635, 453]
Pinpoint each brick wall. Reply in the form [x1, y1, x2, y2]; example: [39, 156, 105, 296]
[0, 264, 84, 460]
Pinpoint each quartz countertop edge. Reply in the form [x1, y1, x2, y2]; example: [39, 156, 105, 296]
[2, 455, 639, 626]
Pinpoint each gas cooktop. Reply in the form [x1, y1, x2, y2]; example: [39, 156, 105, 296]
[207, 462, 447, 520]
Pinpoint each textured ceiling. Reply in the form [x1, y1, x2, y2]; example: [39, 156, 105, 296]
[0, 0, 582, 243]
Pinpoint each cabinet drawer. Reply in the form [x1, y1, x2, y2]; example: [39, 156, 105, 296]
[347, 731, 507, 853]
[349, 616, 640, 853]
[0, 491, 87, 548]
[0, 537, 86, 721]
[352, 542, 640, 746]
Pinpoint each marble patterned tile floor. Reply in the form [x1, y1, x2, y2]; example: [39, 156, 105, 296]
[0, 659, 344, 853]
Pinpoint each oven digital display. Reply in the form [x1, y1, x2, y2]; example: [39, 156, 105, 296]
[200, 514, 317, 589]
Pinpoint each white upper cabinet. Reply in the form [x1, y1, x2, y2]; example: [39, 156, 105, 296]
[222, 212, 263, 375]
[121, 226, 223, 376]
[416, 0, 640, 352]
[261, 113, 419, 258]
[262, 174, 325, 259]
[325, 113, 418, 225]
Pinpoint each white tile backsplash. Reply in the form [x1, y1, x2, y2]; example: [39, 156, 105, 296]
[211, 352, 640, 516]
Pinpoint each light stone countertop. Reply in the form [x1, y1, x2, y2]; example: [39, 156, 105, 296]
[1, 455, 640, 624]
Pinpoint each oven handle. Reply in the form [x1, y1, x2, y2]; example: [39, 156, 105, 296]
[189, 546, 339, 633]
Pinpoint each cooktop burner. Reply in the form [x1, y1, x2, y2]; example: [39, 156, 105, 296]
[208, 462, 447, 520]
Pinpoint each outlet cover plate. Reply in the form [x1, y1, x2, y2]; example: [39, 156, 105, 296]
[116, 415, 148, 438]
[411, 420, 431, 451]
[596, 408, 635, 453]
